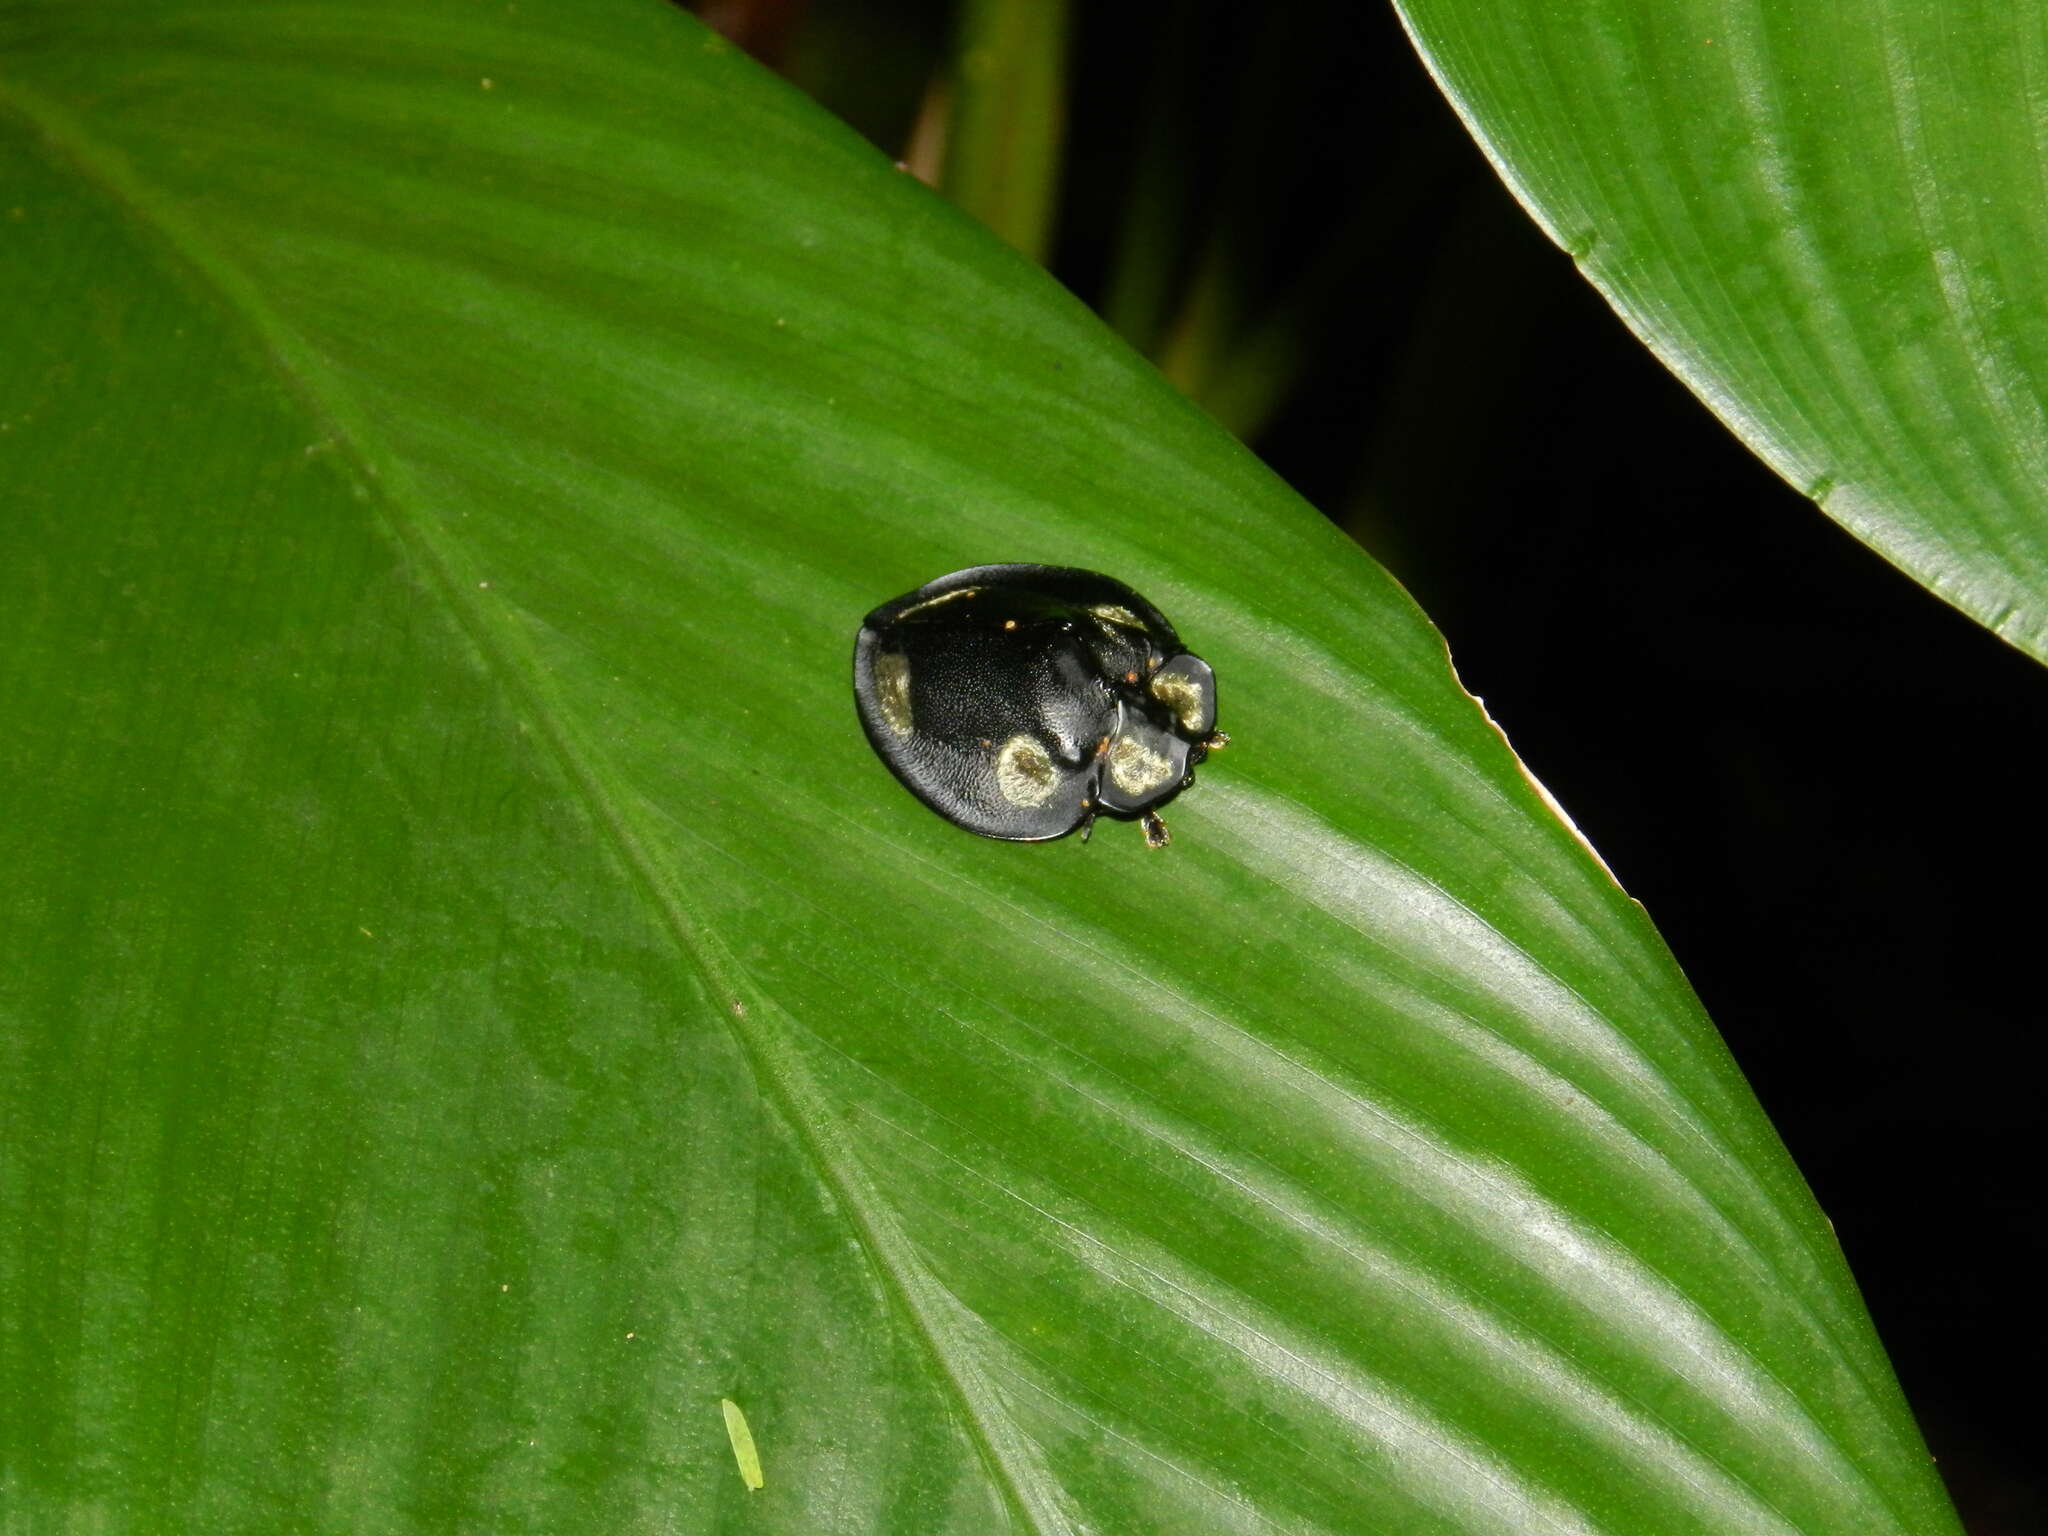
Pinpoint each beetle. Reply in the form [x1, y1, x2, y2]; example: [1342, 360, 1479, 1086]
[852, 564, 1227, 848]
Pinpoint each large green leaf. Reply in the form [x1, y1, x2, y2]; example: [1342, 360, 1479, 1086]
[0, 3, 1961, 1531]
[1393, 0, 2048, 666]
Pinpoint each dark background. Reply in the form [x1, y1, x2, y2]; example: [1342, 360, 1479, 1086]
[712, 2, 2045, 1528]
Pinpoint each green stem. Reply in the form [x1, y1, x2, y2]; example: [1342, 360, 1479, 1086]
[940, 0, 1069, 263]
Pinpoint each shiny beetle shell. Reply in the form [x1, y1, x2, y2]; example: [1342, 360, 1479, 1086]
[852, 565, 1226, 848]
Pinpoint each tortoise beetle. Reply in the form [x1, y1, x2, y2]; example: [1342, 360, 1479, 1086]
[852, 564, 1227, 847]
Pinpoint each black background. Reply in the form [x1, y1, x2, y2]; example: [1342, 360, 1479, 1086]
[732, 1, 2045, 1526]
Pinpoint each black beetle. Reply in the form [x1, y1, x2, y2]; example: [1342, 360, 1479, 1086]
[852, 564, 1227, 847]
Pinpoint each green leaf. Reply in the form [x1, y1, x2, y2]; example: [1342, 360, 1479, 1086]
[0, 3, 1960, 1531]
[1392, 0, 2048, 666]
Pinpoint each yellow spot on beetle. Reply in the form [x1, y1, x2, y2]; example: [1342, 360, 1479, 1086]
[1148, 670, 1206, 732]
[995, 735, 1057, 807]
[721, 1398, 764, 1490]
[898, 586, 980, 618]
[1089, 603, 1143, 629]
[1108, 735, 1173, 796]
[873, 652, 913, 737]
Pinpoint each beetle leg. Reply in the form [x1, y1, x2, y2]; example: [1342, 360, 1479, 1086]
[1140, 809, 1171, 849]
[1202, 731, 1231, 750]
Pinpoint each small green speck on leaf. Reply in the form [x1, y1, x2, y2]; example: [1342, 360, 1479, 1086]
[720, 1397, 764, 1490]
